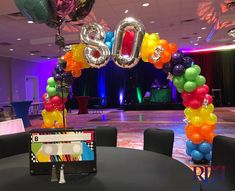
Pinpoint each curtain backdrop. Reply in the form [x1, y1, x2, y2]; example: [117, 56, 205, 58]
[72, 50, 235, 107]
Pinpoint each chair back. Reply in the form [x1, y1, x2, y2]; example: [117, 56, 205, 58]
[211, 135, 235, 189]
[96, 126, 117, 147]
[0, 132, 29, 159]
[144, 128, 174, 157]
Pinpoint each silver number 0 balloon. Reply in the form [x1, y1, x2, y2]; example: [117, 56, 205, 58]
[80, 22, 110, 68]
[112, 17, 145, 68]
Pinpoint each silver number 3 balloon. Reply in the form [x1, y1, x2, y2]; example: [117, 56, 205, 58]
[112, 17, 145, 68]
[80, 22, 110, 68]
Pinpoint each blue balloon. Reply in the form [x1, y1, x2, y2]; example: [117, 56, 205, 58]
[186, 148, 192, 156]
[198, 142, 212, 154]
[191, 150, 203, 161]
[105, 31, 114, 42]
[186, 140, 197, 150]
[111, 37, 115, 43]
[205, 151, 212, 161]
[105, 41, 112, 51]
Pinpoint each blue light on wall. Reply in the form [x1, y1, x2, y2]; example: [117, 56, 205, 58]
[98, 69, 106, 106]
[119, 90, 124, 105]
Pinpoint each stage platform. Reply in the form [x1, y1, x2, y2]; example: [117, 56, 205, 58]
[123, 102, 185, 111]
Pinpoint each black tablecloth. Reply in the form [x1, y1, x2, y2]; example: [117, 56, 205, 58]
[0, 147, 201, 191]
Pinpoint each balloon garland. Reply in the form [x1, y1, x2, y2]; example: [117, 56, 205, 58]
[14, 0, 217, 163]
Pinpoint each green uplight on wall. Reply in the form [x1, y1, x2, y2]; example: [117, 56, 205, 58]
[136, 87, 142, 103]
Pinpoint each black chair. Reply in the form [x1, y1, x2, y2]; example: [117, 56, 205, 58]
[0, 132, 29, 159]
[96, 126, 117, 147]
[201, 135, 235, 191]
[144, 128, 174, 157]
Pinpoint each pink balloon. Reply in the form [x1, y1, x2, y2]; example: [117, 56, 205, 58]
[56, 0, 76, 18]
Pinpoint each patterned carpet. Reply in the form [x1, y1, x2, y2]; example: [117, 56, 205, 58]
[29, 107, 235, 166]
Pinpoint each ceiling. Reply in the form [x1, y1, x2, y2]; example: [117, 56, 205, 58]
[0, 0, 234, 62]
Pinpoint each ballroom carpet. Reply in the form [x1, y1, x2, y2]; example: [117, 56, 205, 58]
[29, 107, 235, 166]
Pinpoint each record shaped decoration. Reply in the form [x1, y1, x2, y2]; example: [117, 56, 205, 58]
[29, 129, 96, 175]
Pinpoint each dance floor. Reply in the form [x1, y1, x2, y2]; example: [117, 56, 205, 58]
[30, 107, 235, 166]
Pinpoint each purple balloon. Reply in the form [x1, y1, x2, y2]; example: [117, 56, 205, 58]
[56, 0, 76, 18]
[183, 57, 194, 69]
[53, 73, 62, 82]
[172, 64, 185, 76]
[172, 51, 184, 64]
[163, 62, 173, 73]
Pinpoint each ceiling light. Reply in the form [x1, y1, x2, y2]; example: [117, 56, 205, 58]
[198, 36, 202, 39]
[228, 28, 235, 38]
[48, 44, 52, 47]
[233, 39, 235, 42]
[47, 57, 51, 60]
[17, 38, 21, 41]
[124, 9, 128, 14]
[142, 3, 149, 7]
[27, 21, 34, 24]
[30, 53, 35, 56]
[9, 48, 14, 51]
[201, 27, 207, 30]
[194, 43, 199, 46]
[150, 21, 155, 24]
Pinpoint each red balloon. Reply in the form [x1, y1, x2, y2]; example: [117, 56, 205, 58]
[181, 91, 194, 102]
[122, 31, 134, 56]
[204, 94, 213, 104]
[188, 99, 201, 109]
[51, 96, 63, 106]
[55, 104, 64, 111]
[42, 93, 49, 102]
[203, 84, 209, 93]
[193, 86, 208, 101]
[183, 100, 190, 107]
[44, 103, 54, 112]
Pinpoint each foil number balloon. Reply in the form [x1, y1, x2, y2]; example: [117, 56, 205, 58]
[80, 22, 110, 68]
[112, 17, 145, 68]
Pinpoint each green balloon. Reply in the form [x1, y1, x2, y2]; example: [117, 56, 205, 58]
[47, 77, 56, 87]
[173, 76, 185, 89]
[195, 75, 206, 86]
[177, 88, 183, 93]
[14, 0, 52, 24]
[184, 81, 197, 92]
[184, 67, 198, 81]
[46, 85, 57, 97]
[192, 65, 201, 76]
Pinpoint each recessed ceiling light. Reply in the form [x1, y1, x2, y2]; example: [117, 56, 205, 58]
[198, 36, 202, 39]
[9, 48, 14, 51]
[27, 21, 34, 24]
[233, 39, 235, 42]
[48, 44, 52, 47]
[142, 3, 149, 7]
[150, 21, 155, 24]
[47, 57, 51, 59]
[194, 43, 199, 46]
[124, 9, 128, 14]
[17, 38, 21, 41]
[201, 27, 207, 30]
[30, 53, 35, 56]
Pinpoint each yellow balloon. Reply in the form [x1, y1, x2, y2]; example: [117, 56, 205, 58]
[206, 113, 217, 125]
[207, 104, 214, 113]
[199, 107, 210, 117]
[41, 109, 46, 116]
[191, 116, 203, 127]
[184, 107, 200, 119]
[149, 33, 160, 42]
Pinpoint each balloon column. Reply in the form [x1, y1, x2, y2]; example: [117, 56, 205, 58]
[41, 59, 74, 128]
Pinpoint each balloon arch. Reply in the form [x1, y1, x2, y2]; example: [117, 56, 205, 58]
[14, 0, 216, 164]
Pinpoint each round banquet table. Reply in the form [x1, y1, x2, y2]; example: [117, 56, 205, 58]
[0, 147, 201, 191]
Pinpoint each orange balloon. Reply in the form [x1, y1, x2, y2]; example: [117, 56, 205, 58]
[169, 43, 178, 53]
[205, 132, 215, 144]
[210, 124, 216, 131]
[154, 61, 164, 69]
[64, 51, 73, 62]
[198, 124, 212, 138]
[161, 51, 171, 63]
[64, 61, 73, 72]
[191, 133, 203, 144]
[159, 39, 170, 51]
[184, 124, 197, 137]
[72, 69, 81, 78]
[148, 53, 157, 64]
